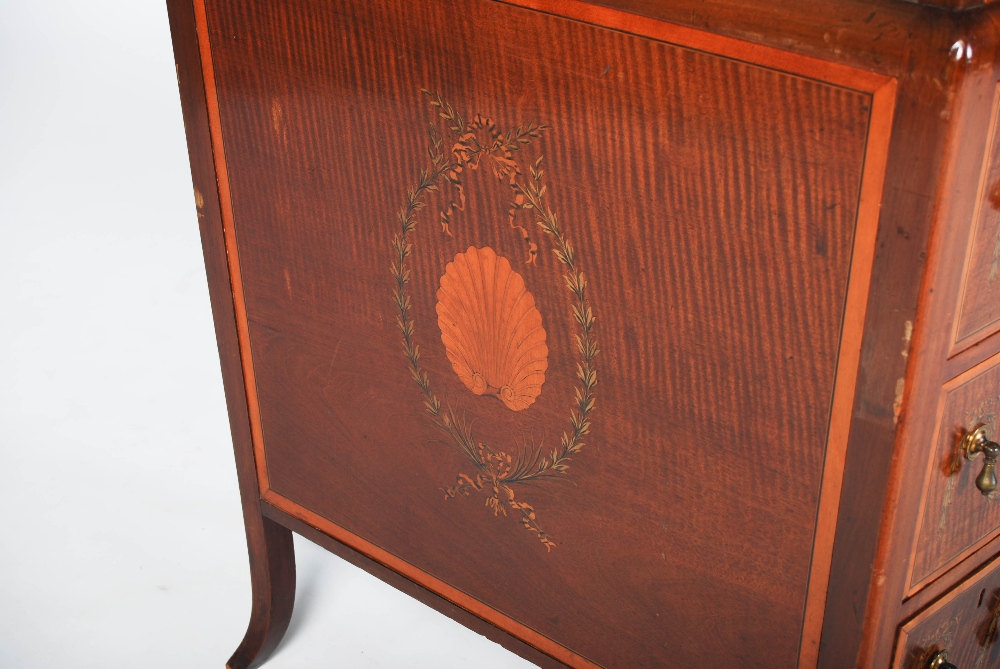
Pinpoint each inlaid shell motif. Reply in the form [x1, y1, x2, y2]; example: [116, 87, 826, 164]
[436, 246, 548, 411]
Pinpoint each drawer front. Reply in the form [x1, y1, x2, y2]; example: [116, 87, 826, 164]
[894, 553, 1000, 669]
[952, 83, 1000, 354]
[911, 353, 1000, 591]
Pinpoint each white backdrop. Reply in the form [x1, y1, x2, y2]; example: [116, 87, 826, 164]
[0, 1, 534, 667]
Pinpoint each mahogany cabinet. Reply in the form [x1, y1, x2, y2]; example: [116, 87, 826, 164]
[165, 0, 1000, 666]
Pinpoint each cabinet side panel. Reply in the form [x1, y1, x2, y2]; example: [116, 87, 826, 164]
[200, 0, 888, 665]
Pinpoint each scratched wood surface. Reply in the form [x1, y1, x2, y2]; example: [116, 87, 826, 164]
[910, 355, 1000, 592]
[893, 553, 1000, 669]
[202, 0, 874, 665]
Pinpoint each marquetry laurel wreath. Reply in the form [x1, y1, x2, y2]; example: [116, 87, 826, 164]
[389, 91, 598, 550]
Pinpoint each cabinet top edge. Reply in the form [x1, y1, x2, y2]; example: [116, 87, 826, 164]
[577, 0, 1000, 78]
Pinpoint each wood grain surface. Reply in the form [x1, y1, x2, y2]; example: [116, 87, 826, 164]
[260, 499, 572, 669]
[468, 4, 1000, 667]
[191, 0, 894, 665]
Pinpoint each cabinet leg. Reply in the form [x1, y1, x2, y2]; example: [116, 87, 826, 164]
[227, 514, 296, 669]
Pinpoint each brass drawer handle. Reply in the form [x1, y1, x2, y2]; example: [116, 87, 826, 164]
[927, 650, 958, 669]
[963, 425, 1000, 496]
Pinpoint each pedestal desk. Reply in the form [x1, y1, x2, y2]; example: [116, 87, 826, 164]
[166, 0, 1000, 666]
